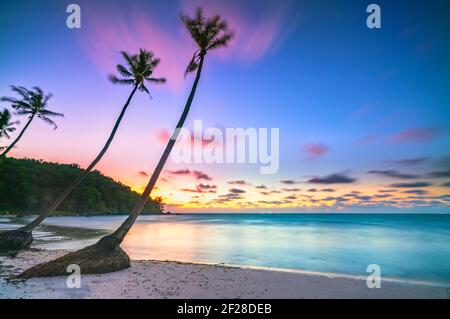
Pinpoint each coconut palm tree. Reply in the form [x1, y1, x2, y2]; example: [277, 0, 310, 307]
[0, 50, 165, 256]
[0, 86, 63, 158]
[18, 7, 233, 278]
[109, 8, 233, 243]
[0, 109, 19, 139]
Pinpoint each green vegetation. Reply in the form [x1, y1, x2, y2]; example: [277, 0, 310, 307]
[0, 158, 164, 215]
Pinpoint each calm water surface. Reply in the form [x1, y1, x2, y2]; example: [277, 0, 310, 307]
[1, 213, 449, 285]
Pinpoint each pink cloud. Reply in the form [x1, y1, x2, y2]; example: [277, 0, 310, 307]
[77, 2, 192, 91]
[303, 143, 328, 159]
[77, 0, 296, 90]
[180, 0, 296, 63]
[154, 129, 170, 143]
[390, 127, 441, 144]
[138, 171, 149, 177]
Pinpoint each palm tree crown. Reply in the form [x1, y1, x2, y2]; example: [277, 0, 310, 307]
[181, 7, 234, 75]
[1, 86, 63, 129]
[109, 49, 166, 96]
[0, 109, 19, 139]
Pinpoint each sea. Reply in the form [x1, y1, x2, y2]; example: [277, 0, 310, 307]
[1, 213, 449, 286]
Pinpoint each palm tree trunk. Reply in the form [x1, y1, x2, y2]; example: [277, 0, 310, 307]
[111, 56, 205, 243]
[20, 84, 139, 232]
[0, 113, 35, 157]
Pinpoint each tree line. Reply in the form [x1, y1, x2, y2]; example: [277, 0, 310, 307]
[0, 157, 164, 215]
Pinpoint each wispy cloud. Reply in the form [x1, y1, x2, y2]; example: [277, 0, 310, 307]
[280, 180, 299, 185]
[168, 169, 191, 175]
[389, 182, 432, 188]
[425, 170, 450, 178]
[154, 129, 170, 144]
[393, 157, 429, 166]
[180, 183, 218, 194]
[302, 143, 328, 159]
[138, 171, 148, 177]
[229, 188, 246, 194]
[77, 2, 192, 90]
[227, 180, 248, 185]
[180, 0, 297, 63]
[193, 170, 213, 181]
[403, 189, 428, 195]
[282, 188, 301, 192]
[368, 169, 419, 179]
[308, 173, 356, 184]
[390, 127, 441, 144]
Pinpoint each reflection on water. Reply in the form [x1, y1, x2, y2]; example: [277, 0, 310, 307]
[1, 213, 449, 285]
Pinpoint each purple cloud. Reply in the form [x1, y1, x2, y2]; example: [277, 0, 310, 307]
[426, 171, 450, 178]
[403, 189, 428, 195]
[280, 180, 298, 185]
[227, 180, 248, 185]
[368, 170, 419, 179]
[193, 170, 213, 181]
[389, 182, 432, 188]
[229, 188, 246, 194]
[308, 173, 356, 184]
[168, 169, 191, 175]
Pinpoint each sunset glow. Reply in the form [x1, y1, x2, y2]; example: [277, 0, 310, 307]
[1, 0, 449, 213]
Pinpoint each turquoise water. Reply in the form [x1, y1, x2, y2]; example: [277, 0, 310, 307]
[3, 213, 450, 285]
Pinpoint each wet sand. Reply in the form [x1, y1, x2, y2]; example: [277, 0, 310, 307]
[0, 249, 447, 299]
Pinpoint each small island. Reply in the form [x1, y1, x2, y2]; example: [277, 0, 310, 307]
[0, 158, 164, 216]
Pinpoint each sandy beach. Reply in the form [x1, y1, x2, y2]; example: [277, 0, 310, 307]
[0, 249, 447, 299]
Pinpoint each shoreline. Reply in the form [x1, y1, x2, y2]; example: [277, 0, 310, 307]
[1, 249, 448, 299]
[186, 262, 450, 288]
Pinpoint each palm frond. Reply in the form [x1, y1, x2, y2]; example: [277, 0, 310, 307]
[150, 58, 161, 68]
[117, 64, 133, 78]
[32, 87, 44, 97]
[121, 51, 135, 68]
[145, 77, 166, 84]
[181, 7, 234, 66]
[111, 49, 165, 95]
[39, 115, 58, 129]
[207, 33, 234, 51]
[10, 86, 32, 102]
[109, 75, 135, 85]
[40, 109, 64, 117]
[15, 109, 33, 116]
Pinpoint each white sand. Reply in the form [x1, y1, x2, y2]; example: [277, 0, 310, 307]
[0, 249, 447, 299]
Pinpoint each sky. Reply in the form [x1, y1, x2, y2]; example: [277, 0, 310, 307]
[1, 0, 450, 213]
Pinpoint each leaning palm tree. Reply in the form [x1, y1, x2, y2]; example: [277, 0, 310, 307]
[0, 50, 165, 256]
[0, 86, 63, 158]
[18, 7, 233, 278]
[0, 109, 19, 139]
